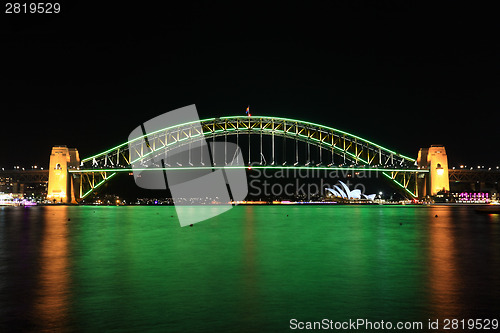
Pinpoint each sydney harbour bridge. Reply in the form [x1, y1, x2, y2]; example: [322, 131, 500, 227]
[25, 115, 498, 203]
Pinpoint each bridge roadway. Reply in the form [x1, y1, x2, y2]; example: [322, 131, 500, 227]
[449, 169, 500, 183]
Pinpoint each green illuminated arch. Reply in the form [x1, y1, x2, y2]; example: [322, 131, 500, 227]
[75, 116, 424, 198]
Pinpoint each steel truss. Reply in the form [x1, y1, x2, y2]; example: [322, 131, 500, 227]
[449, 169, 500, 183]
[72, 116, 425, 199]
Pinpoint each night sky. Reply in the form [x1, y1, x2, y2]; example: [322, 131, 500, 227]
[1, 1, 499, 168]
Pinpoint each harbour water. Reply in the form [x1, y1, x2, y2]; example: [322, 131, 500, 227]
[0, 205, 499, 332]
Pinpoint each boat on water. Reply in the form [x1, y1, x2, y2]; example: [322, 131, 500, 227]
[0, 193, 15, 206]
[475, 204, 500, 214]
[0, 193, 37, 206]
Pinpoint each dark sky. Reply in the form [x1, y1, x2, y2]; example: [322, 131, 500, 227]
[1, 1, 498, 168]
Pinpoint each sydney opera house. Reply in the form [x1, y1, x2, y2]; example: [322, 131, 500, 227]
[325, 181, 376, 202]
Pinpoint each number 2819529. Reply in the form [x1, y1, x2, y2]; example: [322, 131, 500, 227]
[5, 3, 60, 14]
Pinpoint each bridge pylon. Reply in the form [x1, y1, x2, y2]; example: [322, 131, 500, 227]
[46, 146, 81, 203]
[417, 145, 450, 198]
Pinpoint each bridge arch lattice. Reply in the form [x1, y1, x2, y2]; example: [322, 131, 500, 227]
[71, 116, 426, 198]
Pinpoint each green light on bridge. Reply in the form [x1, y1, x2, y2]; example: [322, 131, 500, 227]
[71, 166, 427, 173]
[81, 172, 117, 199]
[220, 116, 416, 162]
[81, 115, 416, 163]
[77, 115, 421, 198]
[382, 172, 417, 198]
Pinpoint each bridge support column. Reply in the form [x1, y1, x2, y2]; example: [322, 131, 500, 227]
[417, 145, 450, 198]
[47, 146, 80, 203]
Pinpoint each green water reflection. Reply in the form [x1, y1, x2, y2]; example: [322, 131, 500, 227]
[0, 205, 498, 332]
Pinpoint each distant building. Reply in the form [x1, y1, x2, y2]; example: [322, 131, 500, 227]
[452, 192, 490, 204]
[325, 181, 376, 202]
[0, 170, 48, 201]
[0, 175, 14, 193]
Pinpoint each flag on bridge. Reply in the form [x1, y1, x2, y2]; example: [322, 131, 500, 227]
[245, 105, 251, 117]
